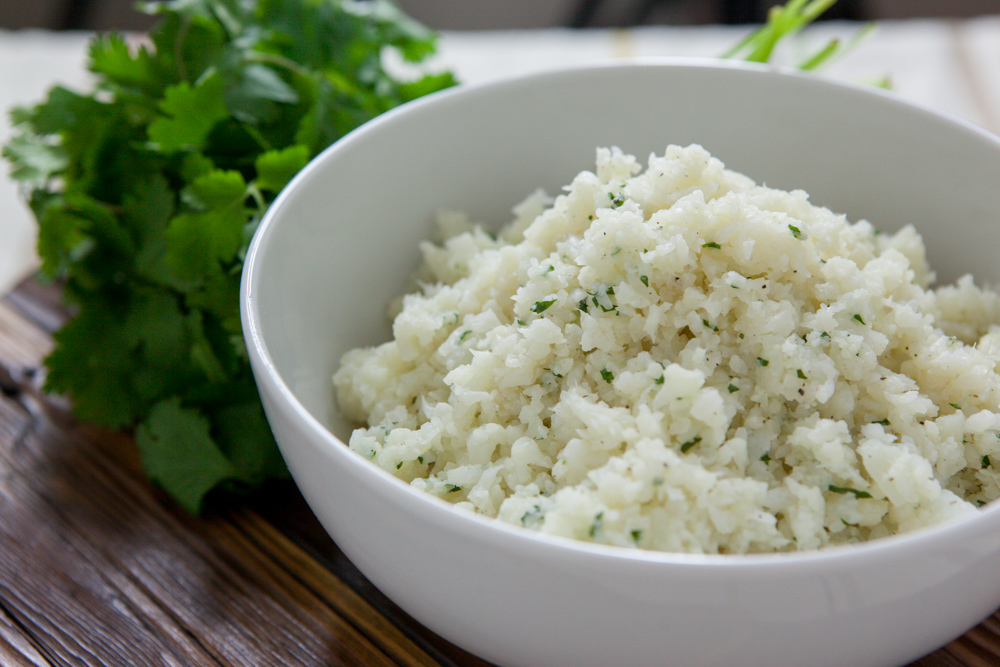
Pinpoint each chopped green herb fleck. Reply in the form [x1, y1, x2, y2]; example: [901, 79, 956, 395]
[983, 455, 992, 469]
[853, 314, 866, 325]
[396, 462, 403, 469]
[950, 403, 961, 410]
[978, 499, 987, 507]
[760, 453, 771, 463]
[611, 246, 622, 256]
[702, 241, 722, 249]
[655, 375, 665, 385]
[516, 319, 527, 326]
[601, 368, 614, 383]
[728, 383, 740, 393]
[828, 484, 872, 499]
[545, 367, 563, 379]
[640, 275, 649, 287]
[417, 456, 424, 464]
[630, 529, 642, 544]
[589, 511, 604, 537]
[578, 299, 589, 313]
[788, 224, 803, 239]
[591, 290, 617, 312]
[521, 504, 544, 526]
[820, 331, 831, 340]
[445, 484, 462, 494]
[680, 436, 702, 453]
[652, 476, 664, 487]
[738, 333, 745, 340]
[756, 357, 769, 367]
[458, 330, 472, 342]
[797, 369, 807, 380]
[872, 418, 890, 426]
[544, 264, 554, 273]
[531, 299, 556, 314]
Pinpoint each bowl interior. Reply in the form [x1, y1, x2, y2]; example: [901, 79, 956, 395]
[245, 59, 1000, 445]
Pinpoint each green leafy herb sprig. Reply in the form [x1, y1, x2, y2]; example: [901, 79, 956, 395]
[723, 0, 883, 83]
[3, 0, 455, 513]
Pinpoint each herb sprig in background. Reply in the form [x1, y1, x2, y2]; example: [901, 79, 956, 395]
[3, 0, 455, 513]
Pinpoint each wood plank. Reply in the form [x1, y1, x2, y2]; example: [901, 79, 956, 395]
[0, 289, 418, 667]
[0, 604, 53, 667]
[943, 623, 1000, 667]
[245, 485, 497, 667]
[0, 397, 219, 667]
[219, 508, 444, 667]
[3, 402, 401, 667]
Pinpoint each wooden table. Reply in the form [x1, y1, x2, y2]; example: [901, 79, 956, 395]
[0, 280, 999, 667]
[0, 279, 496, 667]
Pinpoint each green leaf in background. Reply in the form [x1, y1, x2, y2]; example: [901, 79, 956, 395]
[147, 73, 230, 151]
[255, 145, 309, 193]
[3, 0, 455, 514]
[1, 134, 68, 185]
[88, 33, 165, 96]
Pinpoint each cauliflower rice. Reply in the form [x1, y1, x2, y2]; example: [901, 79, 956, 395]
[333, 144, 1000, 554]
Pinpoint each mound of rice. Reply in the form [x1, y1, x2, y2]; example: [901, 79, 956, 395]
[333, 144, 1000, 554]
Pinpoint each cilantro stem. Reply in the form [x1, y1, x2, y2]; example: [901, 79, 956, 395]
[246, 183, 267, 213]
[241, 123, 274, 152]
[174, 16, 192, 82]
[245, 51, 313, 79]
[723, 0, 836, 64]
[798, 37, 840, 71]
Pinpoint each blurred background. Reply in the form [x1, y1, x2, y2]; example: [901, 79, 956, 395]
[2, 0, 1000, 31]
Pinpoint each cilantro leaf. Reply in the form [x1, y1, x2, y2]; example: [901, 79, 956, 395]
[1, 133, 68, 185]
[88, 33, 165, 96]
[148, 73, 230, 152]
[136, 397, 238, 514]
[255, 145, 309, 192]
[45, 299, 145, 429]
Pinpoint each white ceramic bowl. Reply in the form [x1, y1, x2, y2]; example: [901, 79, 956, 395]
[241, 60, 1000, 667]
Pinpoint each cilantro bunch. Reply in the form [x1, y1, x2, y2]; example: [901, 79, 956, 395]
[3, 0, 455, 513]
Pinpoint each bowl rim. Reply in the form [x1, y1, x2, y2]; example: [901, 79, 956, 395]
[242, 57, 1000, 568]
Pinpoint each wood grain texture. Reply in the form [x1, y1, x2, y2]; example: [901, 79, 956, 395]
[0, 284, 463, 667]
[0, 276, 998, 667]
